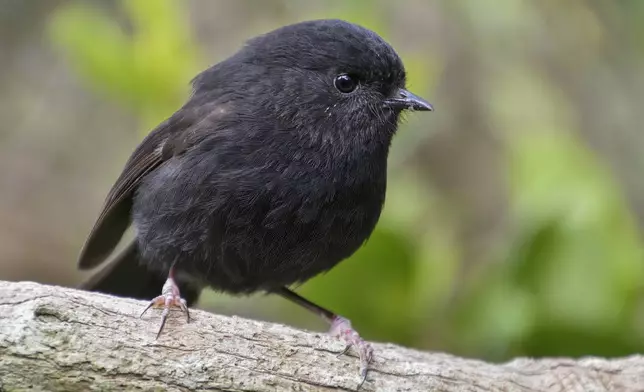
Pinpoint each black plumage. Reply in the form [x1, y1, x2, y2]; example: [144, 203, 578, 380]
[78, 19, 432, 386]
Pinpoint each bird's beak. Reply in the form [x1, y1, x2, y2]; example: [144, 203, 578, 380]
[384, 88, 433, 112]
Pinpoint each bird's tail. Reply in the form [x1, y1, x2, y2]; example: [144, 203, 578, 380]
[79, 240, 201, 307]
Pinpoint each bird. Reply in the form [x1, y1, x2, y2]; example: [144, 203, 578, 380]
[77, 18, 432, 386]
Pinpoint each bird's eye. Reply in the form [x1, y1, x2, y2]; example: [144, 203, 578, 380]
[334, 74, 358, 93]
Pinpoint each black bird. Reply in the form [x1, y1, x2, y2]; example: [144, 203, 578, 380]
[78, 19, 432, 385]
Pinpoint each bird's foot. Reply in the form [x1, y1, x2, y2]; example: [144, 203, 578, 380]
[140, 275, 190, 339]
[329, 316, 373, 388]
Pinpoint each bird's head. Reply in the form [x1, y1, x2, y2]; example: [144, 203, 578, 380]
[193, 19, 432, 148]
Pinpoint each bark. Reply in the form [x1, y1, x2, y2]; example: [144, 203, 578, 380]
[0, 281, 642, 391]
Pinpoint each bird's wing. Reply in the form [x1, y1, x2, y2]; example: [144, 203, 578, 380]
[77, 126, 169, 269]
[77, 100, 225, 270]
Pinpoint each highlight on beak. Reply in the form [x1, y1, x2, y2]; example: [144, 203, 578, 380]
[384, 88, 433, 112]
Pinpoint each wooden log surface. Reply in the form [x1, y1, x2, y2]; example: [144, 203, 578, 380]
[0, 280, 643, 391]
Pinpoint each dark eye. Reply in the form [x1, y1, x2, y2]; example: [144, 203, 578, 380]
[334, 74, 358, 93]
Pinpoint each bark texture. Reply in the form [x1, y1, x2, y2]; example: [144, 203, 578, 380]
[0, 280, 643, 391]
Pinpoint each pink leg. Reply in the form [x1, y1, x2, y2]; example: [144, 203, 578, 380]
[140, 269, 190, 339]
[275, 287, 374, 389]
[329, 316, 373, 386]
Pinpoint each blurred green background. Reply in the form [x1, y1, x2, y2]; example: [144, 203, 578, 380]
[2, 0, 644, 362]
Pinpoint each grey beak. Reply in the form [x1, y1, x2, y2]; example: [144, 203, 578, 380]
[384, 88, 433, 111]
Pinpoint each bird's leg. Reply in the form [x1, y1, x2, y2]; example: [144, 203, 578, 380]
[275, 287, 373, 388]
[140, 266, 190, 339]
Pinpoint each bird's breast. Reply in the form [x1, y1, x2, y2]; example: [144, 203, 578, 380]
[133, 140, 388, 292]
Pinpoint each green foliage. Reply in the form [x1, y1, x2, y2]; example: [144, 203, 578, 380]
[49, 0, 201, 130]
[453, 133, 644, 358]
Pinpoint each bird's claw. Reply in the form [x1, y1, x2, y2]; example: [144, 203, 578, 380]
[140, 277, 190, 339]
[329, 316, 373, 388]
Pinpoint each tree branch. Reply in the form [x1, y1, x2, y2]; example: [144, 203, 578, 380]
[0, 281, 642, 391]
